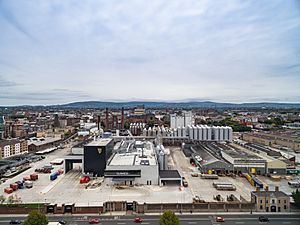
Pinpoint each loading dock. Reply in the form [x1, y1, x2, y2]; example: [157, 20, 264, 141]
[159, 170, 182, 186]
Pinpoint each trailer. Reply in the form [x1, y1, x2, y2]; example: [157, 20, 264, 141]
[288, 180, 300, 188]
[200, 174, 219, 179]
[213, 182, 236, 191]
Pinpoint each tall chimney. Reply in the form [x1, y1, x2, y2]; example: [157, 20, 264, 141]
[105, 108, 109, 130]
[121, 107, 124, 129]
[97, 115, 100, 130]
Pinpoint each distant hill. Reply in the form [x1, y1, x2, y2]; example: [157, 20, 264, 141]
[54, 101, 300, 109]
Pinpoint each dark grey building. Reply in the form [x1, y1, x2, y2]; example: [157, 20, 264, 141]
[83, 138, 114, 176]
[190, 145, 233, 174]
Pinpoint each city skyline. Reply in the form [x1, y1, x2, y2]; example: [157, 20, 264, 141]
[1, 0, 300, 105]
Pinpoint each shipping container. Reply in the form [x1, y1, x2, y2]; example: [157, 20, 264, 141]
[10, 183, 18, 191]
[4, 187, 13, 194]
[16, 181, 24, 189]
[50, 173, 57, 181]
[23, 176, 31, 181]
[30, 174, 39, 181]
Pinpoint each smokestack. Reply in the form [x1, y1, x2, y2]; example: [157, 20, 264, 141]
[106, 108, 109, 130]
[97, 115, 100, 130]
[121, 107, 124, 129]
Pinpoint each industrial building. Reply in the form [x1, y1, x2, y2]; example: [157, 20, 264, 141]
[0, 139, 28, 159]
[170, 112, 194, 128]
[242, 131, 300, 152]
[83, 138, 114, 177]
[105, 140, 159, 185]
[251, 187, 290, 212]
[234, 143, 287, 175]
[28, 137, 62, 152]
[141, 125, 233, 142]
[219, 144, 266, 175]
[184, 144, 233, 174]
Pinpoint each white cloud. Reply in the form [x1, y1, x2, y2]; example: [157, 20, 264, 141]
[0, 0, 299, 105]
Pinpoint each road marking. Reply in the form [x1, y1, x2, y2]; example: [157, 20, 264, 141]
[188, 222, 197, 224]
[117, 223, 126, 225]
[235, 222, 245, 224]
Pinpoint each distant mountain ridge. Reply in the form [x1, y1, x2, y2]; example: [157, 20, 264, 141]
[55, 101, 300, 109]
[1, 101, 300, 109]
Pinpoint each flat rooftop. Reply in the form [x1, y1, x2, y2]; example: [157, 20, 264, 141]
[108, 141, 157, 166]
[86, 138, 113, 147]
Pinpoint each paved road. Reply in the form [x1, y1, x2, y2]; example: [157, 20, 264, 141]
[0, 214, 299, 225]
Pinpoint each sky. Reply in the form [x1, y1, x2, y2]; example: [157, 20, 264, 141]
[0, 0, 300, 105]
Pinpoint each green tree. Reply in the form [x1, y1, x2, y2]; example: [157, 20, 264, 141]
[159, 210, 179, 225]
[292, 189, 300, 209]
[0, 195, 5, 204]
[22, 211, 48, 225]
[124, 121, 130, 129]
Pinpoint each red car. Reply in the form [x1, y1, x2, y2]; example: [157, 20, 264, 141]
[88, 218, 100, 224]
[216, 216, 225, 222]
[134, 217, 143, 223]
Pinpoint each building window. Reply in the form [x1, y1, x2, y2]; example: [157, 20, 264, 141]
[278, 207, 281, 212]
[278, 200, 280, 204]
[284, 200, 287, 204]
[260, 200, 263, 204]
[272, 199, 275, 204]
[260, 205, 263, 210]
[266, 200, 268, 203]
[284, 205, 287, 210]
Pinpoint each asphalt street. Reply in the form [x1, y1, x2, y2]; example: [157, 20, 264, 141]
[0, 214, 299, 225]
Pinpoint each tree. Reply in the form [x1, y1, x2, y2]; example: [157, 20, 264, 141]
[0, 195, 5, 204]
[22, 211, 48, 225]
[159, 210, 179, 225]
[7, 195, 14, 204]
[292, 189, 300, 209]
[124, 121, 130, 129]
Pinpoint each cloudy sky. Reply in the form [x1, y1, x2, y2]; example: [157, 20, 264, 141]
[0, 0, 300, 105]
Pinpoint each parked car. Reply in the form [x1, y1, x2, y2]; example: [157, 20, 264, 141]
[58, 220, 67, 225]
[88, 218, 100, 224]
[134, 217, 143, 223]
[259, 216, 269, 222]
[216, 216, 225, 222]
[9, 220, 22, 224]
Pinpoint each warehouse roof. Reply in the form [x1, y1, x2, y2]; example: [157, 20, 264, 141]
[28, 137, 61, 147]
